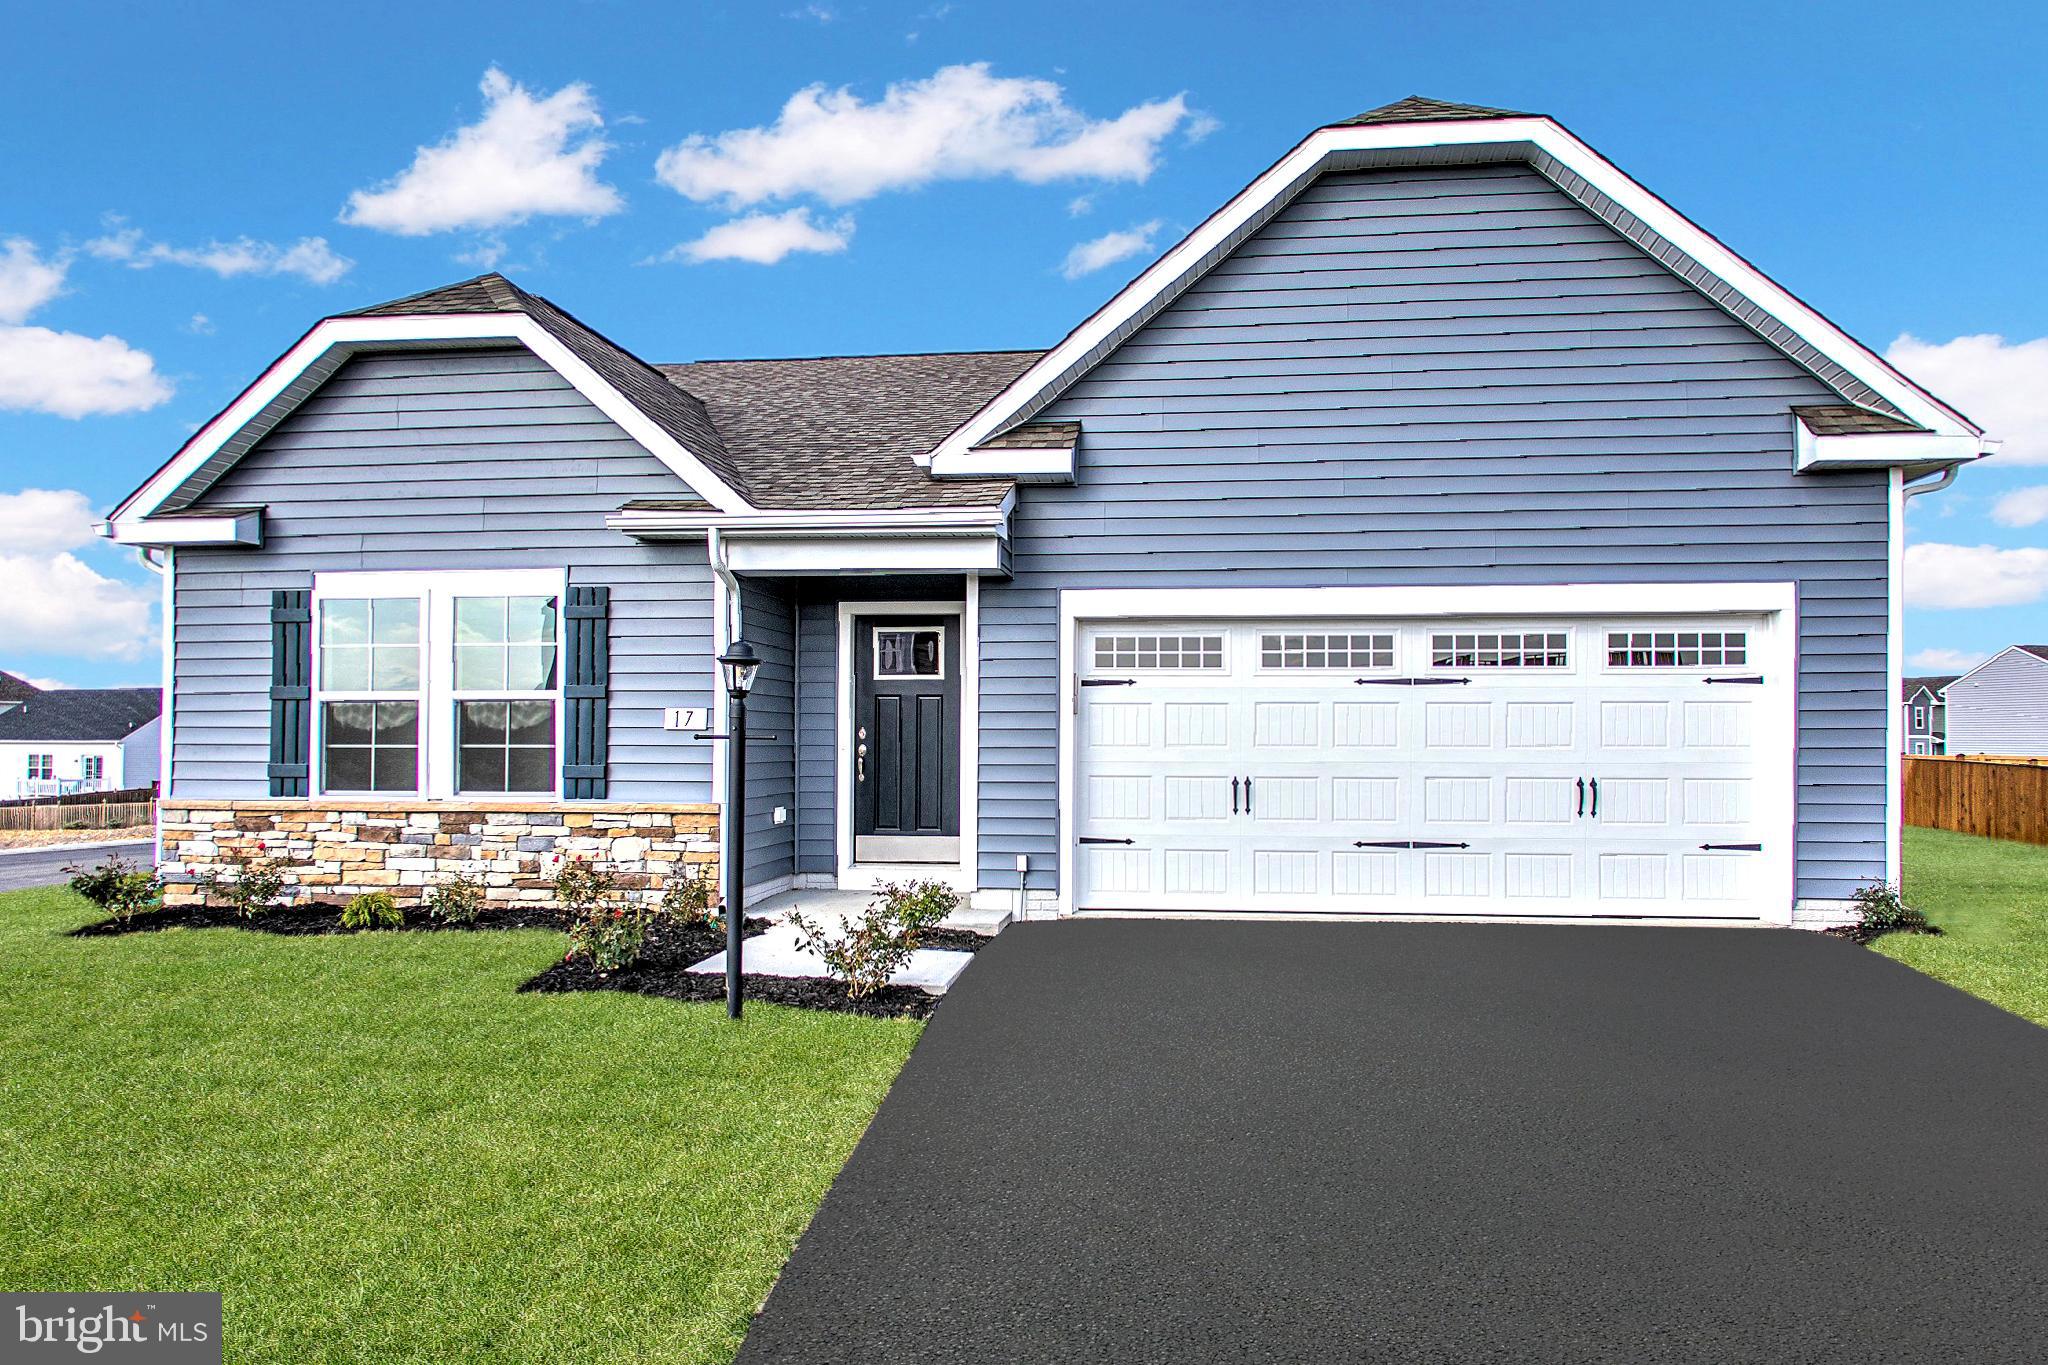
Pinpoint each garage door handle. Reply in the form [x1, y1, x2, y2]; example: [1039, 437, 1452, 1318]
[1231, 777, 1240, 814]
[1704, 675, 1764, 685]
[1356, 676, 1472, 686]
[1354, 840, 1472, 850]
[1577, 777, 1586, 817]
[1078, 836, 1135, 846]
[1244, 776, 1253, 814]
[1589, 777, 1598, 819]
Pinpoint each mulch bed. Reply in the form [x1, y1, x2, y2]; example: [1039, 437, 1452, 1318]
[516, 921, 992, 1021]
[70, 902, 562, 938]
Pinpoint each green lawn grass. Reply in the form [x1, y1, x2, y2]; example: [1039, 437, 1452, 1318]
[0, 887, 920, 1363]
[1884, 825, 2048, 1026]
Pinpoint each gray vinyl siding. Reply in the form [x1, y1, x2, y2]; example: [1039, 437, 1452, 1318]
[739, 578, 796, 885]
[795, 597, 838, 874]
[1943, 652, 2048, 756]
[978, 162, 1890, 902]
[170, 348, 717, 802]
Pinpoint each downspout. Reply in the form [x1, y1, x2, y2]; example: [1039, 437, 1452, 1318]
[1902, 465, 1958, 500]
[136, 547, 169, 867]
[706, 527, 742, 890]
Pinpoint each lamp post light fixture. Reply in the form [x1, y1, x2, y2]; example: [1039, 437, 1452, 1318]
[718, 638, 760, 1019]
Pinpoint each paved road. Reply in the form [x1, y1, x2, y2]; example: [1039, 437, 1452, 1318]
[0, 841, 151, 894]
[738, 920, 2048, 1364]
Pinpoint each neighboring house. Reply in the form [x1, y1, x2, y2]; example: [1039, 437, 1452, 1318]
[1901, 675, 1956, 755]
[101, 96, 1991, 927]
[0, 672, 38, 717]
[1941, 646, 2048, 756]
[0, 687, 162, 799]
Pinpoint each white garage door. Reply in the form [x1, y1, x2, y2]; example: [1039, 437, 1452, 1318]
[1075, 618, 1775, 918]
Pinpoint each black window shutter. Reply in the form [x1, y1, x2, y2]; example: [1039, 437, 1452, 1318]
[268, 589, 312, 796]
[563, 585, 610, 799]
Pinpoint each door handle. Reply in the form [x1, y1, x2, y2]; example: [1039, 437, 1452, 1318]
[1577, 777, 1586, 817]
[856, 742, 867, 783]
[1589, 778, 1598, 819]
[1244, 775, 1254, 815]
[1231, 777, 1240, 814]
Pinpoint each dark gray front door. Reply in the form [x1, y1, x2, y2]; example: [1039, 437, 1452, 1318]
[853, 616, 960, 863]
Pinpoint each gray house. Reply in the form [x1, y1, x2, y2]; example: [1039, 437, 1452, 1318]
[102, 97, 1990, 926]
[1942, 646, 2048, 756]
[1900, 675, 1955, 755]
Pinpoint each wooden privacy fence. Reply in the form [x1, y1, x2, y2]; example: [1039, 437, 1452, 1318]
[0, 800, 155, 833]
[1903, 755, 2048, 846]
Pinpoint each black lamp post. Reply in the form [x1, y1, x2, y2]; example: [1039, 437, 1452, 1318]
[717, 638, 760, 1019]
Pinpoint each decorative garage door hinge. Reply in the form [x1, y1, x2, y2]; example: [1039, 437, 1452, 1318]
[1703, 675, 1765, 685]
[1352, 840, 1472, 849]
[1697, 842, 1763, 852]
[1078, 836, 1136, 846]
[1355, 676, 1472, 686]
[1081, 678, 1138, 687]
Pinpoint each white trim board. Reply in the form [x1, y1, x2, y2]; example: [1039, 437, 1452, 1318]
[106, 312, 753, 530]
[1052, 582, 1799, 923]
[833, 599, 978, 895]
[927, 116, 1986, 480]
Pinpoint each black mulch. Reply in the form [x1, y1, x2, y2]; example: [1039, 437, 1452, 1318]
[69, 901, 562, 938]
[516, 920, 990, 1020]
[1824, 922, 1943, 946]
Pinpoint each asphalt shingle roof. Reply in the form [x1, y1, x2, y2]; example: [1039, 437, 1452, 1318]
[656, 352, 1042, 510]
[2017, 645, 2048, 663]
[1902, 675, 1958, 700]
[0, 673, 39, 707]
[1330, 95, 1532, 127]
[0, 687, 160, 743]
[1794, 405, 1929, 437]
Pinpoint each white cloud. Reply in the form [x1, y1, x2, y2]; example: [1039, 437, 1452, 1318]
[21, 676, 74, 690]
[1061, 219, 1162, 280]
[1905, 541, 2048, 608]
[670, 208, 854, 265]
[342, 67, 624, 236]
[87, 227, 353, 285]
[787, 2, 836, 19]
[1886, 333, 2048, 464]
[1908, 647, 1990, 673]
[0, 238, 67, 324]
[0, 239, 173, 417]
[1067, 194, 1095, 217]
[655, 63, 1193, 208]
[1991, 485, 2048, 528]
[0, 488, 156, 661]
[186, 313, 215, 335]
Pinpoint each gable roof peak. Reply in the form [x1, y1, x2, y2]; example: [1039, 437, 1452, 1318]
[342, 271, 530, 318]
[1331, 95, 1534, 127]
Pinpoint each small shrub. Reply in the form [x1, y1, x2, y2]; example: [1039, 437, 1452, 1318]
[554, 858, 655, 971]
[65, 854, 161, 922]
[340, 891, 404, 930]
[660, 862, 719, 928]
[786, 879, 960, 998]
[199, 846, 290, 919]
[424, 872, 487, 924]
[1849, 882, 1934, 941]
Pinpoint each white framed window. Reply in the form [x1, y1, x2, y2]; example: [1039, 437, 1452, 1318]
[80, 755, 104, 782]
[1911, 706, 1927, 730]
[27, 754, 53, 781]
[1607, 630, 1747, 668]
[311, 569, 565, 799]
[1092, 633, 1225, 671]
[1431, 631, 1569, 668]
[1910, 740, 1930, 755]
[1259, 632, 1394, 670]
[872, 626, 945, 680]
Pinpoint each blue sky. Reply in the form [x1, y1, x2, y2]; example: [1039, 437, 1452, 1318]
[3, 0, 2044, 688]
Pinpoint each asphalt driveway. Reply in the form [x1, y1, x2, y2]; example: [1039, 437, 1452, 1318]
[0, 841, 150, 894]
[738, 920, 2048, 1363]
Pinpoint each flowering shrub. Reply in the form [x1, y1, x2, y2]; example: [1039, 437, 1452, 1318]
[786, 879, 959, 998]
[553, 858, 657, 971]
[661, 862, 720, 929]
[424, 872, 487, 924]
[1848, 882, 1934, 941]
[199, 844, 290, 919]
[340, 891, 404, 930]
[65, 854, 161, 922]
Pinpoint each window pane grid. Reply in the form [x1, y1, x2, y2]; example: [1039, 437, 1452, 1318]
[1606, 630, 1747, 667]
[1260, 632, 1394, 669]
[1092, 634, 1224, 670]
[1430, 632, 1569, 668]
[457, 699, 557, 795]
[453, 595, 558, 694]
[321, 700, 420, 793]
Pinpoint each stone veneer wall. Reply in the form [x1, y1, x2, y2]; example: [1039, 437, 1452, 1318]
[158, 801, 719, 910]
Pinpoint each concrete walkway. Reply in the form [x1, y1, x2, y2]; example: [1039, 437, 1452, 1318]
[738, 920, 2048, 1363]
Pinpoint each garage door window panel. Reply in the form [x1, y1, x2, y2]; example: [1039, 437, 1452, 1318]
[1432, 632, 1569, 668]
